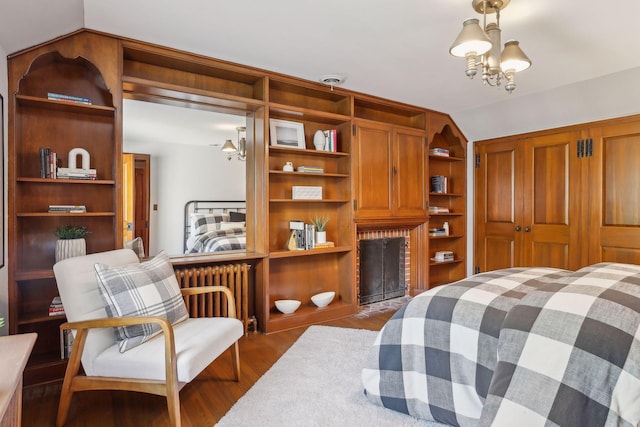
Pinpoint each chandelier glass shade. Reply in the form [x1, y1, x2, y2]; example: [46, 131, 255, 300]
[222, 126, 247, 161]
[449, 0, 531, 93]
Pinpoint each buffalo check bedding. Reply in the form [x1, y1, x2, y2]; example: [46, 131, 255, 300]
[362, 263, 640, 427]
[185, 227, 246, 254]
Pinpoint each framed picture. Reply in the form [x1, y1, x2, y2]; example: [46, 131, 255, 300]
[269, 119, 306, 149]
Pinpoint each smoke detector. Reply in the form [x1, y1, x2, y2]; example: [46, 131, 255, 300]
[319, 74, 346, 91]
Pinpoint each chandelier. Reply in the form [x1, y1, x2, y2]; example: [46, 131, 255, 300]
[221, 126, 247, 161]
[449, 0, 531, 93]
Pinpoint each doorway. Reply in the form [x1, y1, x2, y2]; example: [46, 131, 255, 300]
[123, 153, 151, 255]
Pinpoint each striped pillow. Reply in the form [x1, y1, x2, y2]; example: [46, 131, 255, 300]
[95, 251, 188, 352]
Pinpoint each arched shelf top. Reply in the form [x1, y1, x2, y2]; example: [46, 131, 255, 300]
[431, 124, 465, 158]
[17, 51, 113, 107]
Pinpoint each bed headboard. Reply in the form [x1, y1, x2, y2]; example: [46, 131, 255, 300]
[183, 200, 246, 252]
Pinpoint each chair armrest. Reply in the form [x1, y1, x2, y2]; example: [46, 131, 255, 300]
[60, 316, 177, 386]
[180, 286, 237, 318]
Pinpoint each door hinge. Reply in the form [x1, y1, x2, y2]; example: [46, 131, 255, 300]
[425, 201, 429, 209]
[352, 124, 357, 136]
[475, 154, 481, 168]
[586, 138, 593, 157]
[577, 139, 583, 158]
[475, 266, 480, 274]
[353, 199, 358, 210]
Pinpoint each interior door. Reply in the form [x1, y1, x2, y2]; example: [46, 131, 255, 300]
[521, 131, 581, 270]
[474, 138, 524, 272]
[587, 121, 640, 264]
[122, 153, 134, 243]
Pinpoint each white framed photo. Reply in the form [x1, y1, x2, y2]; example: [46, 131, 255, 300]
[269, 119, 306, 149]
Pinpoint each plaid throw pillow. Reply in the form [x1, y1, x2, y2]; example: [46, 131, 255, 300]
[190, 213, 229, 236]
[95, 251, 188, 353]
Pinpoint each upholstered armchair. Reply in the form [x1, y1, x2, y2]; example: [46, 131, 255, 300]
[53, 249, 243, 427]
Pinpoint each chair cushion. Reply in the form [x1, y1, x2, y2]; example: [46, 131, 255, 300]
[92, 317, 243, 382]
[95, 251, 188, 352]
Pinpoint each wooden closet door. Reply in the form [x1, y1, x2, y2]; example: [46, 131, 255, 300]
[587, 120, 640, 264]
[521, 131, 582, 270]
[393, 128, 426, 217]
[474, 138, 525, 272]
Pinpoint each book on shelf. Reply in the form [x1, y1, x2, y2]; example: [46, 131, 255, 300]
[429, 147, 450, 157]
[429, 227, 447, 237]
[322, 129, 338, 152]
[49, 296, 65, 316]
[314, 241, 335, 249]
[430, 175, 448, 193]
[47, 92, 92, 105]
[60, 328, 74, 359]
[57, 167, 97, 180]
[429, 206, 450, 214]
[296, 166, 325, 174]
[39, 147, 59, 178]
[48, 205, 87, 213]
[304, 224, 316, 250]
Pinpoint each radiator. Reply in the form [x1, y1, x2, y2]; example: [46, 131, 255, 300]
[175, 263, 250, 334]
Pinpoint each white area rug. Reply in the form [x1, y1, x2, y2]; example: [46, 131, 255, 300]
[215, 325, 443, 427]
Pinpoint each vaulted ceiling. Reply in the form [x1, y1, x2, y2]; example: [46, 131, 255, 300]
[2, 0, 640, 141]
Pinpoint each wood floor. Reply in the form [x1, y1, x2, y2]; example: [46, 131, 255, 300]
[22, 310, 395, 427]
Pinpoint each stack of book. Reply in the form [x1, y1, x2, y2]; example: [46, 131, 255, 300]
[57, 167, 97, 180]
[297, 166, 325, 174]
[49, 296, 65, 316]
[39, 147, 58, 178]
[431, 175, 448, 193]
[48, 92, 92, 105]
[429, 206, 450, 214]
[304, 224, 316, 249]
[48, 205, 87, 213]
[429, 227, 447, 237]
[429, 147, 450, 157]
[314, 241, 335, 249]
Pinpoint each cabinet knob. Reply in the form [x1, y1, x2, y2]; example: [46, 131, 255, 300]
[515, 226, 522, 232]
[524, 226, 531, 232]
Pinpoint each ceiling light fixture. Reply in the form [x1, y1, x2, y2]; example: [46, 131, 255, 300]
[221, 126, 247, 161]
[319, 74, 346, 91]
[449, 0, 531, 93]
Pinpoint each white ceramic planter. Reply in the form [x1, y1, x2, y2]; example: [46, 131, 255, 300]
[55, 238, 86, 263]
[316, 231, 327, 244]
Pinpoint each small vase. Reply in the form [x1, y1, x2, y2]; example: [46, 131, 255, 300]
[313, 130, 327, 151]
[55, 238, 87, 263]
[316, 231, 327, 244]
[283, 161, 294, 172]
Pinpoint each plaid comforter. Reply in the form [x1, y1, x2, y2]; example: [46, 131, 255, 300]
[185, 228, 246, 254]
[362, 263, 640, 427]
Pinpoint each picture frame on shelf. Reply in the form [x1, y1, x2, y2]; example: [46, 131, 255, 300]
[269, 119, 306, 149]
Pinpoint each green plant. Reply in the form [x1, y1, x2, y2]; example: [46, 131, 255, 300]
[54, 225, 90, 239]
[310, 215, 329, 232]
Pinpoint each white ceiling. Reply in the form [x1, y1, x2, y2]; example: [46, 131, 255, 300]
[2, 0, 640, 142]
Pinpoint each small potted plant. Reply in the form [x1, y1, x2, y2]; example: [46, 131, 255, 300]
[54, 225, 90, 262]
[310, 215, 329, 245]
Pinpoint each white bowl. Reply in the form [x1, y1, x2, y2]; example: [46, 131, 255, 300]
[311, 291, 335, 308]
[275, 299, 301, 314]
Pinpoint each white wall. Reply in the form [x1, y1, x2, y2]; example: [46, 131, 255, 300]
[123, 139, 245, 255]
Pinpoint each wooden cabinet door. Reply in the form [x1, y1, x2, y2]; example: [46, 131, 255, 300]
[474, 138, 524, 272]
[521, 131, 582, 270]
[353, 120, 393, 218]
[393, 128, 426, 216]
[586, 120, 640, 264]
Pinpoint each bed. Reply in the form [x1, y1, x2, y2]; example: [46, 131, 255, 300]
[183, 200, 246, 254]
[362, 262, 640, 427]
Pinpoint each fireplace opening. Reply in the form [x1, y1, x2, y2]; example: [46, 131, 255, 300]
[358, 237, 406, 305]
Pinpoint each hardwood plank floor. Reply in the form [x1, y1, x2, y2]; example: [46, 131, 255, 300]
[22, 310, 396, 427]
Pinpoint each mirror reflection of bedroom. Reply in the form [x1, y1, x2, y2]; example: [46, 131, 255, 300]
[122, 99, 248, 257]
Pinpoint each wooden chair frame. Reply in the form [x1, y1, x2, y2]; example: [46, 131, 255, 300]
[57, 286, 240, 427]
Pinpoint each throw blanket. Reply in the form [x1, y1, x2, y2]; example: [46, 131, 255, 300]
[362, 267, 570, 426]
[185, 228, 246, 254]
[363, 263, 640, 427]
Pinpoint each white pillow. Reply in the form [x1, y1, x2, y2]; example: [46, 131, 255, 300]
[94, 251, 188, 352]
[220, 221, 246, 230]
